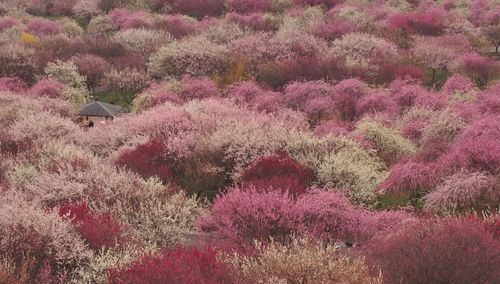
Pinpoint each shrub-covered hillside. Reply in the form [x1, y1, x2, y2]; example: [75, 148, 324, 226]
[0, 0, 499, 283]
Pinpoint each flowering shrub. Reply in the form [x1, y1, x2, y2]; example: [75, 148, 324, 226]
[25, 19, 63, 37]
[424, 171, 497, 213]
[0, 1, 497, 282]
[378, 161, 435, 199]
[330, 33, 398, 74]
[442, 74, 475, 96]
[292, 189, 372, 242]
[356, 120, 417, 164]
[44, 60, 87, 90]
[0, 77, 27, 93]
[241, 152, 314, 196]
[110, 9, 153, 30]
[112, 29, 171, 57]
[367, 218, 500, 284]
[0, 16, 19, 32]
[155, 15, 199, 38]
[0, 44, 37, 83]
[116, 139, 174, 184]
[178, 76, 219, 101]
[71, 54, 110, 93]
[0, 193, 89, 281]
[72, 0, 102, 21]
[226, 12, 278, 31]
[108, 246, 235, 284]
[227, 81, 281, 113]
[228, 237, 381, 284]
[226, 0, 273, 13]
[355, 91, 398, 118]
[282, 80, 332, 113]
[30, 79, 66, 98]
[101, 68, 151, 104]
[454, 52, 495, 87]
[154, 0, 225, 18]
[294, 0, 339, 8]
[388, 11, 445, 35]
[438, 116, 500, 174]
[59, 202, 122, 250]
[197, 186, 297, 244]
[332, 79, 369, 121]
[148, 37, 229, 78]
[313, 20, 356, 41]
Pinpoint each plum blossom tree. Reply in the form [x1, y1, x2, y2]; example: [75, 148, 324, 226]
[25, 19, 63, 37]
[454, 52, 495, 88]
[332, 79, 369, 121]
[412, 34, 471, 84]
[367, 218, 500, 284]
[154, 0, 225, 18]
[72, 0, 102, 22]
[102, 68, 151, 104]
[0, 16, 19, 32]
[71, 54, 111, 94]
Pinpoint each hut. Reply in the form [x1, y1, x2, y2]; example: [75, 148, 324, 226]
[78, 101, 128, 125]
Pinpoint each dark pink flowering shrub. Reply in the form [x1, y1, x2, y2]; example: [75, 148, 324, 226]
[401, 120, 429, 143]
[282, 80, 332, 113]
[110, 9, 153, 30]
[293, 189, 373, 242]
[241, 152, 314, 196]
[313, 20, 356, 41]
[155, 15, 199, 39]
[49, 0, 78, 15]
[116, 139, 174, 184]
[227, 81, 281, 113]
[375, 64, 424, 85]
[455, 52, 495, 87]
[155, 0, 225, 18]
[388, 11, 445, 35]
[59, 202, 122, 250]
[108, 246, 235, 284]
[296, 189, 412, 242]
[457, 84, 500, 121]
[391, 82, 433, 110]
[71, 54, 111, 93]
[25, 19, 63, 37]
[438, 116, 500, 174]
[0, 77, 27, 93]
[226, 0, 273, 13]
[355, 91, 398, 118]
[199, 187, 410, 245]
[332, 79, 369, 121]
[303, 96, 335, 124]
[178, 76, 219, 101]
[367, 218, 500, 284]
[0, 16, 19, 32]
[197, 187, 297, 244]
[83, 35, 127, 59]
[281, 80, 335, 122]
[294, 0, 340, 8]
[109, 52, 146, 70]
[442, 74, 475, 96]
[257, 56, 345, 88]
[30, 79, 66, 98]
[378, 161, 436, 199]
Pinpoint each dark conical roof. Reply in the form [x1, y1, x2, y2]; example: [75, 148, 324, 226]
[79, 101, 128, 117]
